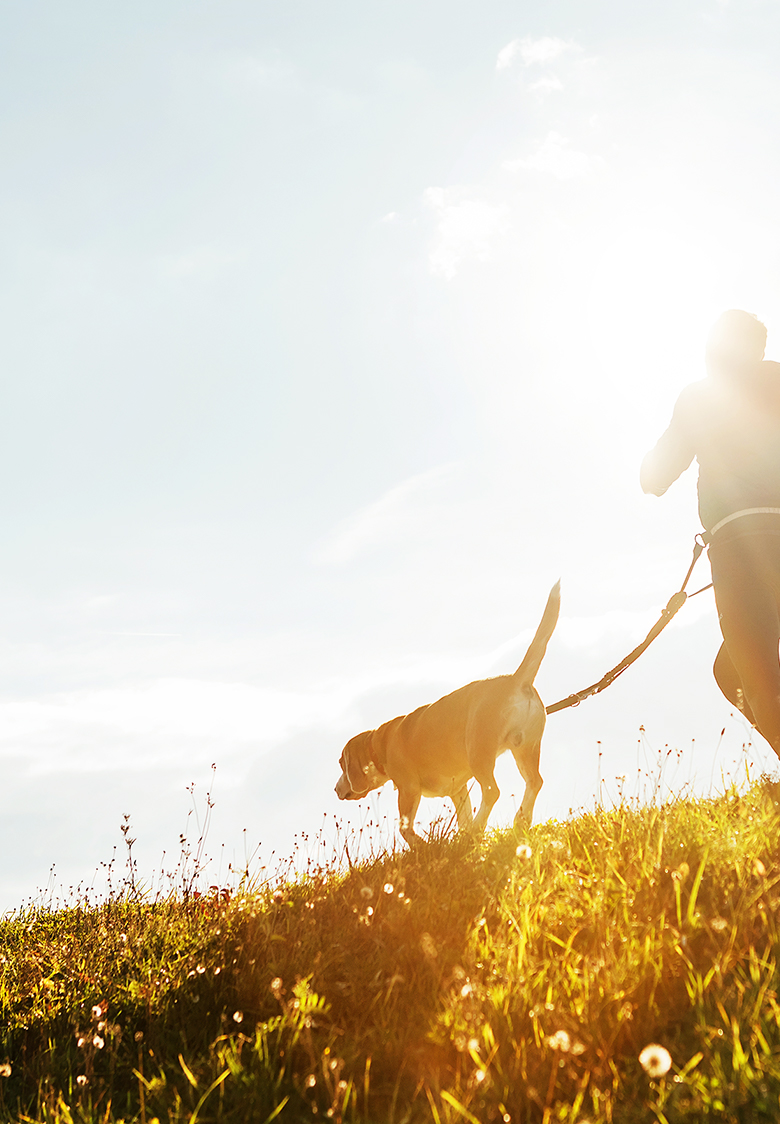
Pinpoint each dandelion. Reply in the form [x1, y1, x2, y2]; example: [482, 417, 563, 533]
[516, 843, 532, 861]
[0, 1063, 11, 1077]
[547, 1030, 571, 1052]
[232, 1011, 243, 1024]
[639, 1044, 672, 1078]
[76, 1075, 88, 1087]
[420, 932, 438, 959]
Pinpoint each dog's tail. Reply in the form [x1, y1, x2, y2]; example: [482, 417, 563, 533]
[513, 581, 561, 684]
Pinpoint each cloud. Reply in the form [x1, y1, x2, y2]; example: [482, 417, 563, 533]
[423, 188, 510, 280]
[0, 677, 366, 778]
[528, 75, 564, 96]
[503, 132, 605, 181]
[496, 36, 574, 71]
[314, 463, 459, 564]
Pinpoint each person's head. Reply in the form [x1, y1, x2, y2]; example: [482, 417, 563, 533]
[706, 309, 767, 377]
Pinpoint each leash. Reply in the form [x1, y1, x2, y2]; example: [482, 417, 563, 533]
[545, 535, 711, 715]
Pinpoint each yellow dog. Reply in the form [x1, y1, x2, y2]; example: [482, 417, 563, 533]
[335, 583, 560, 843]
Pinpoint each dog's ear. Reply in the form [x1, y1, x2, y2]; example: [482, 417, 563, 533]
[343, 730, 384, 793]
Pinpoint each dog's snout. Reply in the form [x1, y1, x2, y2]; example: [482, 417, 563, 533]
[335, 772, 353, 801]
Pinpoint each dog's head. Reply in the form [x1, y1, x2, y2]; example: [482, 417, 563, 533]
[334, 730, 387, 801]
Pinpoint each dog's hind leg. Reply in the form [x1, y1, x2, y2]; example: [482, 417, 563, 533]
[470, 763, 500, 835]
[452, 785, 473, 833]
[511, 740, 543, 827]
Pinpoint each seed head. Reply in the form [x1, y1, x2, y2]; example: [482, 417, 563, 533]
[639, 1044, 672, 1078]
[547, 1030, 571, 1052]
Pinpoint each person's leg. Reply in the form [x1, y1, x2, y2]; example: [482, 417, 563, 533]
[711, 532, 780, 757]
[713, 642, 756, 724]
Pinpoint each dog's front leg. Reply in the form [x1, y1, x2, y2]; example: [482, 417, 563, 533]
[397, 787, 422, 846]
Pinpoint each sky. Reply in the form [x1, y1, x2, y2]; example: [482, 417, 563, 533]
[2, 0, 780, 911]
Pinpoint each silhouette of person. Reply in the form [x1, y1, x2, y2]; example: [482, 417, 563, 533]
[641, 309, 780, 760]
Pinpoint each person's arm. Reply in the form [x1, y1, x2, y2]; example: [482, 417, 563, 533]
[640, 389, 696, 496]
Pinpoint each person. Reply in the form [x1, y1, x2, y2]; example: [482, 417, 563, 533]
[641, 309, 780, 759]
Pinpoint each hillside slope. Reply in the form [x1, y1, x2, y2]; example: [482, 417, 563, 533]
[2, 779, 780, 1122]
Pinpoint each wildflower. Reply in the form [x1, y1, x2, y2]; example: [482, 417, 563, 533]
[547, 1030, 571, 1052]
[516, 844, 532, 861]
[93, 1035, 105, 1050]
[360, 886, 373, 900]
[754, 858, 767, 878]
[0, 1063, 11, 1077]
[91, 1003, 105, 1020]
[306, 1074, 317, 1088]
[76, 1037, 86, 1048]
[711, 916, 728, 932]
[460, 981, 473, 998]
[232, 1011, 243, 1024]
[76, 1075, 88, 1087]
[639, 1044, 672, 1078]
[196, 965, 206, 975]
[270, 977, 283, 996]
[383, 883, 394, 894]
[134, 1031, 144, 1043]
[420, 932, 437, 959]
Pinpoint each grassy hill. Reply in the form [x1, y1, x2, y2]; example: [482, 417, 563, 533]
[3, 777, 780, 1123]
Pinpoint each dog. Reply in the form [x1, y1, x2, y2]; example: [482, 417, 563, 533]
[334, 582, 560, 844]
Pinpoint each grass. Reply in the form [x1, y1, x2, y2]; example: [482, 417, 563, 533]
[3, 773, 780, 1122]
